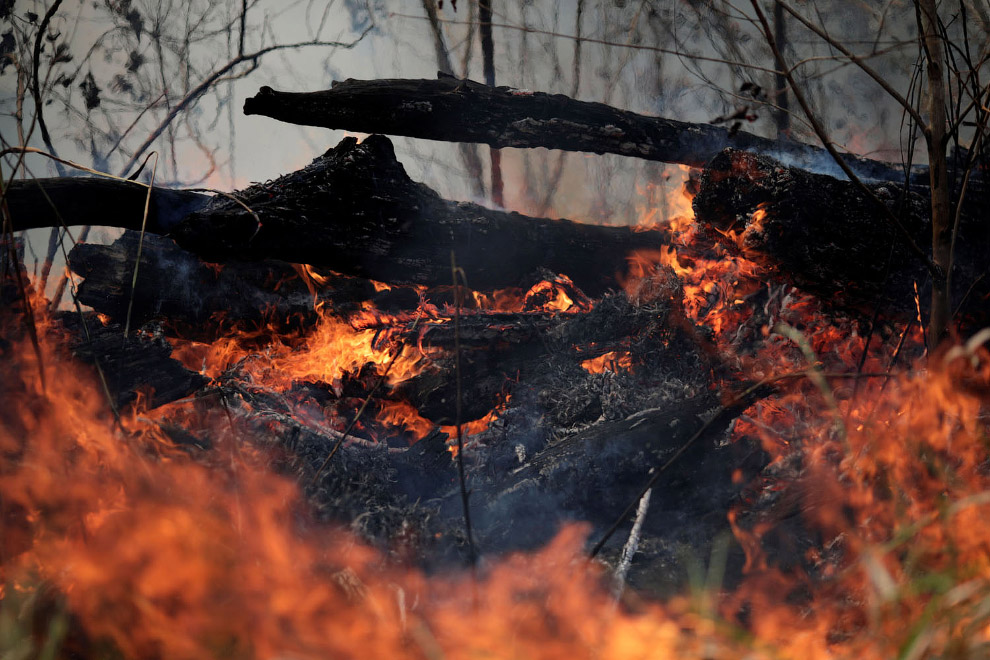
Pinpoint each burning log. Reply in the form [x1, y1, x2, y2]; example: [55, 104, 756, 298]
[243, 74, 920, 184]
[693, 149, 990, 318]
[70, 229, 714, 426]
[62, 316, 208, 410]
[69, 231, 396, 338]
[395, 292, 703, 422]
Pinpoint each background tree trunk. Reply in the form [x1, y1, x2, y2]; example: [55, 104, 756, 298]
[919, 0, 951, 345]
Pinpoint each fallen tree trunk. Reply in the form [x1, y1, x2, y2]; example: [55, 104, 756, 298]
[693, 149, 990, 321]
[24, 135, 665, 296]
[70, 232, 393, 339]
[243, 75, 926, 184]
[167, 134, 662, 296]
[6, 176, 209, 234]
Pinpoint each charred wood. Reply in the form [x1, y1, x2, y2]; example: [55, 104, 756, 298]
[168, 135, 659, 296]
[243, 75, 927, 185]
[693, 149, 990, 320]
[58, 314, 207, 409]
[69, 231, 394, 339]
[395, 292, 708, 423]
[6, 176, 208, 234]
[18, 135, 667, 297]
[470, 394, 768, 589]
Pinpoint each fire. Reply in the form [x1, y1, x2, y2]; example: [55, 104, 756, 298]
[4, 166, 989, 660]
[615, 171, 990, 659]
[633, 166, 696, 233]
[0, 316, 757, 659]
[470, 275, 589, 313]
[722, 347, 990, 660]
[440, 395, 512, 454]
[172, 307, 424, 390]
[581, 350, 633, 374]
[376, 398, 436, 440]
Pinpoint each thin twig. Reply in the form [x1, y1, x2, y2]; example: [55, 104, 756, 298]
[31, 0, 67, 178]
[0, 164, 46, 392]
[123, 153, 158, 340]
[30, 0, 67, 297]
[70, 297, 121, 425]
[391, 13, 783, 75]
[774, 0, 926, 129]
[749, 0, 938, 278]
[451, 251, 477, 564]
[118, 26, 373, 178]
[422, 0, 486, 199]
[44, 199, 121, 423]
[0, 147, 155, 195]
[537, 0, 583, 217]
[612, 486, 651, 598]
[478, 2, 503, 208]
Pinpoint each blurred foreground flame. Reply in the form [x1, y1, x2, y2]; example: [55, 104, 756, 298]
[1, 319, 756, 658]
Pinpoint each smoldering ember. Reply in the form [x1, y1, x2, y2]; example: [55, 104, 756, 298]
[2, 2, 990, 659]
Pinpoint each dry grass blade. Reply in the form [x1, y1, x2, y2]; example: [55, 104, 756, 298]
[451, 251, 477, 564]
[123, 153, 159, 340]
[0, 166, 46, 393]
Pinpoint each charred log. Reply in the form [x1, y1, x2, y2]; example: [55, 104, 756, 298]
[168, 135, 659, 296]
[16, 135, 666, 297]
[243, 75, 921, 184]
[693, 149, 990, 319]
[392, 291, 710, 424]
[6, 176, 208, 234]
[59, 314, 207, 409]
[69, 231, 392, 338]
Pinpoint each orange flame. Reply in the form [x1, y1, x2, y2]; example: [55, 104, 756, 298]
[172, 308, 424, 390]
[581, 350, 633, 374]
[3, 317, 768, 658]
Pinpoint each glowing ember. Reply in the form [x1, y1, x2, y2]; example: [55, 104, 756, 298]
[376, 398, 435, 440]
[581, 351, 633, 374]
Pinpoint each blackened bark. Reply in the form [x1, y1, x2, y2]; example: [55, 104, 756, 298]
[69, 232, 388, 339]
[168, 135, 663, 296]
[17, 136, 664, 297]
[243, 75, 925, 184]
[693, 149, 990, 322]
[6, 177, 209, 234]
[59, 313, 207, 409]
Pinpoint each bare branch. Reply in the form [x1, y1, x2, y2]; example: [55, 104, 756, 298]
[117, 25, 373, 178]
[775, 0, 928, 130]
[748, 0, 937, 278]
[391, 12, 785, 76]
[31, 0, 67, 177]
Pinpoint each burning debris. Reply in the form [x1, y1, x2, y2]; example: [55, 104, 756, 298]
[3, 78, 990, 660]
